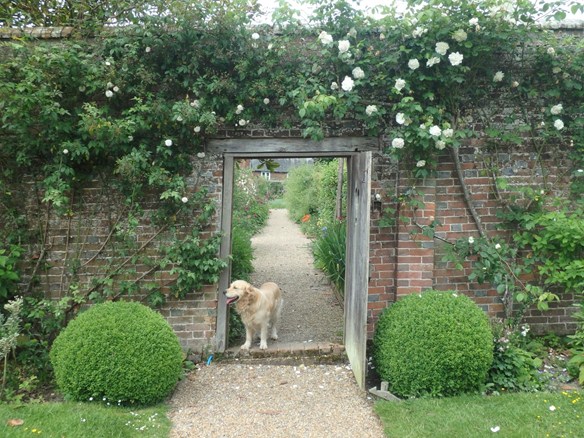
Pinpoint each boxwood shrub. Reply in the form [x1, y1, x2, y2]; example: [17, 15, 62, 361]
[373, 290, 494, 398]
[50, 301, 183, 405]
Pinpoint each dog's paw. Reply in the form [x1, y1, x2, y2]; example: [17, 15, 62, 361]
[270, 334, 278, 340]
[240, 343, 251, 350]
[259, 342, 268, 350]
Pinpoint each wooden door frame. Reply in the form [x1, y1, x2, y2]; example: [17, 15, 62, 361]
[208, 137, 375, 388]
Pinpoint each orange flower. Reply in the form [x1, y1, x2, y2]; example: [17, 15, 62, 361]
[301, 214, 311, 223]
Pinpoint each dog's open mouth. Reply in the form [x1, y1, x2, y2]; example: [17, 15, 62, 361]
[225, 296, 239, 305]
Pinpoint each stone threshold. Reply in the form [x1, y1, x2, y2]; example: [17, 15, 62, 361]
[219, 341, 346, 365]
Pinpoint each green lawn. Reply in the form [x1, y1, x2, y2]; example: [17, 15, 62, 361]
[0, 402, 171, 437]
[375, 390, 583, 438]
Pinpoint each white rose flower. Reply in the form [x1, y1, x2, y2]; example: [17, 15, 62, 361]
[331, 82, 339, 90]
[469, 18, 479, 26]
[190, 99, 200, 108]
[391, 138, 405, 149]
[251, 32, 260, 40]
[263, 98, 270, 105]
[197, 152, 205, 158]
[426, 57, 440, 67]
[63, 149, 69, 154]
[105, 90, 114, 98]
[318, 31, 333, 45]
[495, 243, 501, 250]
[105, 61, 111, 66]
[550, 104, 563, 115]
[165, 139, 173, 147]
[338, 40, 350, 54]
[448, 52, 464, 66]
[512, 81, 519, 87]
[365, 105, 378, 116]
[443, 128, 454, 138]
[554, 119, 564, 130]
[435, 42, 449, 55]
[468, 236, 475, 244]
[396, 113, 406, 125]
[429, 125, 442, 137]
[238, 119, 248, 126]
[547, 47, 556, 56]
[352, 67, 365, 79]
[435, 140, 446, 150]
[341, 76, 354, 92]
[379, 33, 385, 40]
[452, 29, 467, 42]
[416, 160, 426, 167]
[394, 78, 406, 91]
[194, 126, 201, 133]
[113, 85, 120, 93]
[181, 197, 188, 203]
[236, 104, 244, 114]
[493, 71, 504, 82]
[408, 59, 420, 70]
[145, 46, 151, 53]
[128, 135, 133, 141]
[412, 26, 427, 38]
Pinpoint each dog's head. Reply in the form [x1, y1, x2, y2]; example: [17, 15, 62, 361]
[224, 280, 252, 305]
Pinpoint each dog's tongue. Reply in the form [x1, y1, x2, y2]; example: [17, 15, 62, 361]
[226, 297, 238, 305]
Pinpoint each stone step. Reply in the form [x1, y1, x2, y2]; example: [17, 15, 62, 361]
[219, 342, 346, 365]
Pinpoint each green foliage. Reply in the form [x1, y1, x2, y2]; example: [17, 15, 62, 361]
[50, 301, 183, 406]
[486, 322, 545, 393]
[284, 159, 346, 236]
[313, 221, 346, 294]
[373, 291, 493, 398]
[0, 297, 23, 400]
[230, 227, 254, 283]
[164, 232, 227, 299]
[512, 206, 584, 294]
[568, 302, 584, 384]
[0, 245, 21, 304]
[283, 164, 321, 224]
[232, 166, 270, 236]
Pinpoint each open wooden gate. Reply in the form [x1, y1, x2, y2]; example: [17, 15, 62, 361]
[209, 138, 376, 389]
[344, 152, 371, 389]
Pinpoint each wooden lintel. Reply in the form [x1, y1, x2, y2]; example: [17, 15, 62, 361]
[207, 137, 380, 155]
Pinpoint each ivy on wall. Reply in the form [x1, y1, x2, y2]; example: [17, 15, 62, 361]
[0, 0, 582, 315]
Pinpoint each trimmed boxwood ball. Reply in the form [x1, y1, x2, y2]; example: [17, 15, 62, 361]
[50, 301, 183, 405]
[373, 291, 493, 398]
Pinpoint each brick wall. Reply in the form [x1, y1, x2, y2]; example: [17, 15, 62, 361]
[16, 155, 224, 352]
[367, 139, 578, 337]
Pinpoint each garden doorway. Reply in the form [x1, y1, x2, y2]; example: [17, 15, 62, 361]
[208, 137, 377, 388]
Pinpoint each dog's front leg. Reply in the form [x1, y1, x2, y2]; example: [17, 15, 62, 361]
[241, 326, 253, 350]
[259, 323, 269, 349]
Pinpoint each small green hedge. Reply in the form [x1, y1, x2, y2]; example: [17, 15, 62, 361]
[50, 301, 183, 406]
[373, 291, 494, 398]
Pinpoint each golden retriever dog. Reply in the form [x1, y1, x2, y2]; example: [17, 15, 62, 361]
[224, 280, 283, 350]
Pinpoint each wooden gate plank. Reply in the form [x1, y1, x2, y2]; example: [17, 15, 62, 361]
[215, 155, 234, 352]
[344, 152, 371, 389]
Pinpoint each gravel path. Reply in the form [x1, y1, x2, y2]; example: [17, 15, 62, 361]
[168, 209, 385, 437]
[249, 208, 344, 345]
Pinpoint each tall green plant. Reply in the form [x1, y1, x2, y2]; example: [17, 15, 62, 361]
[313, 221, 346, 294]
